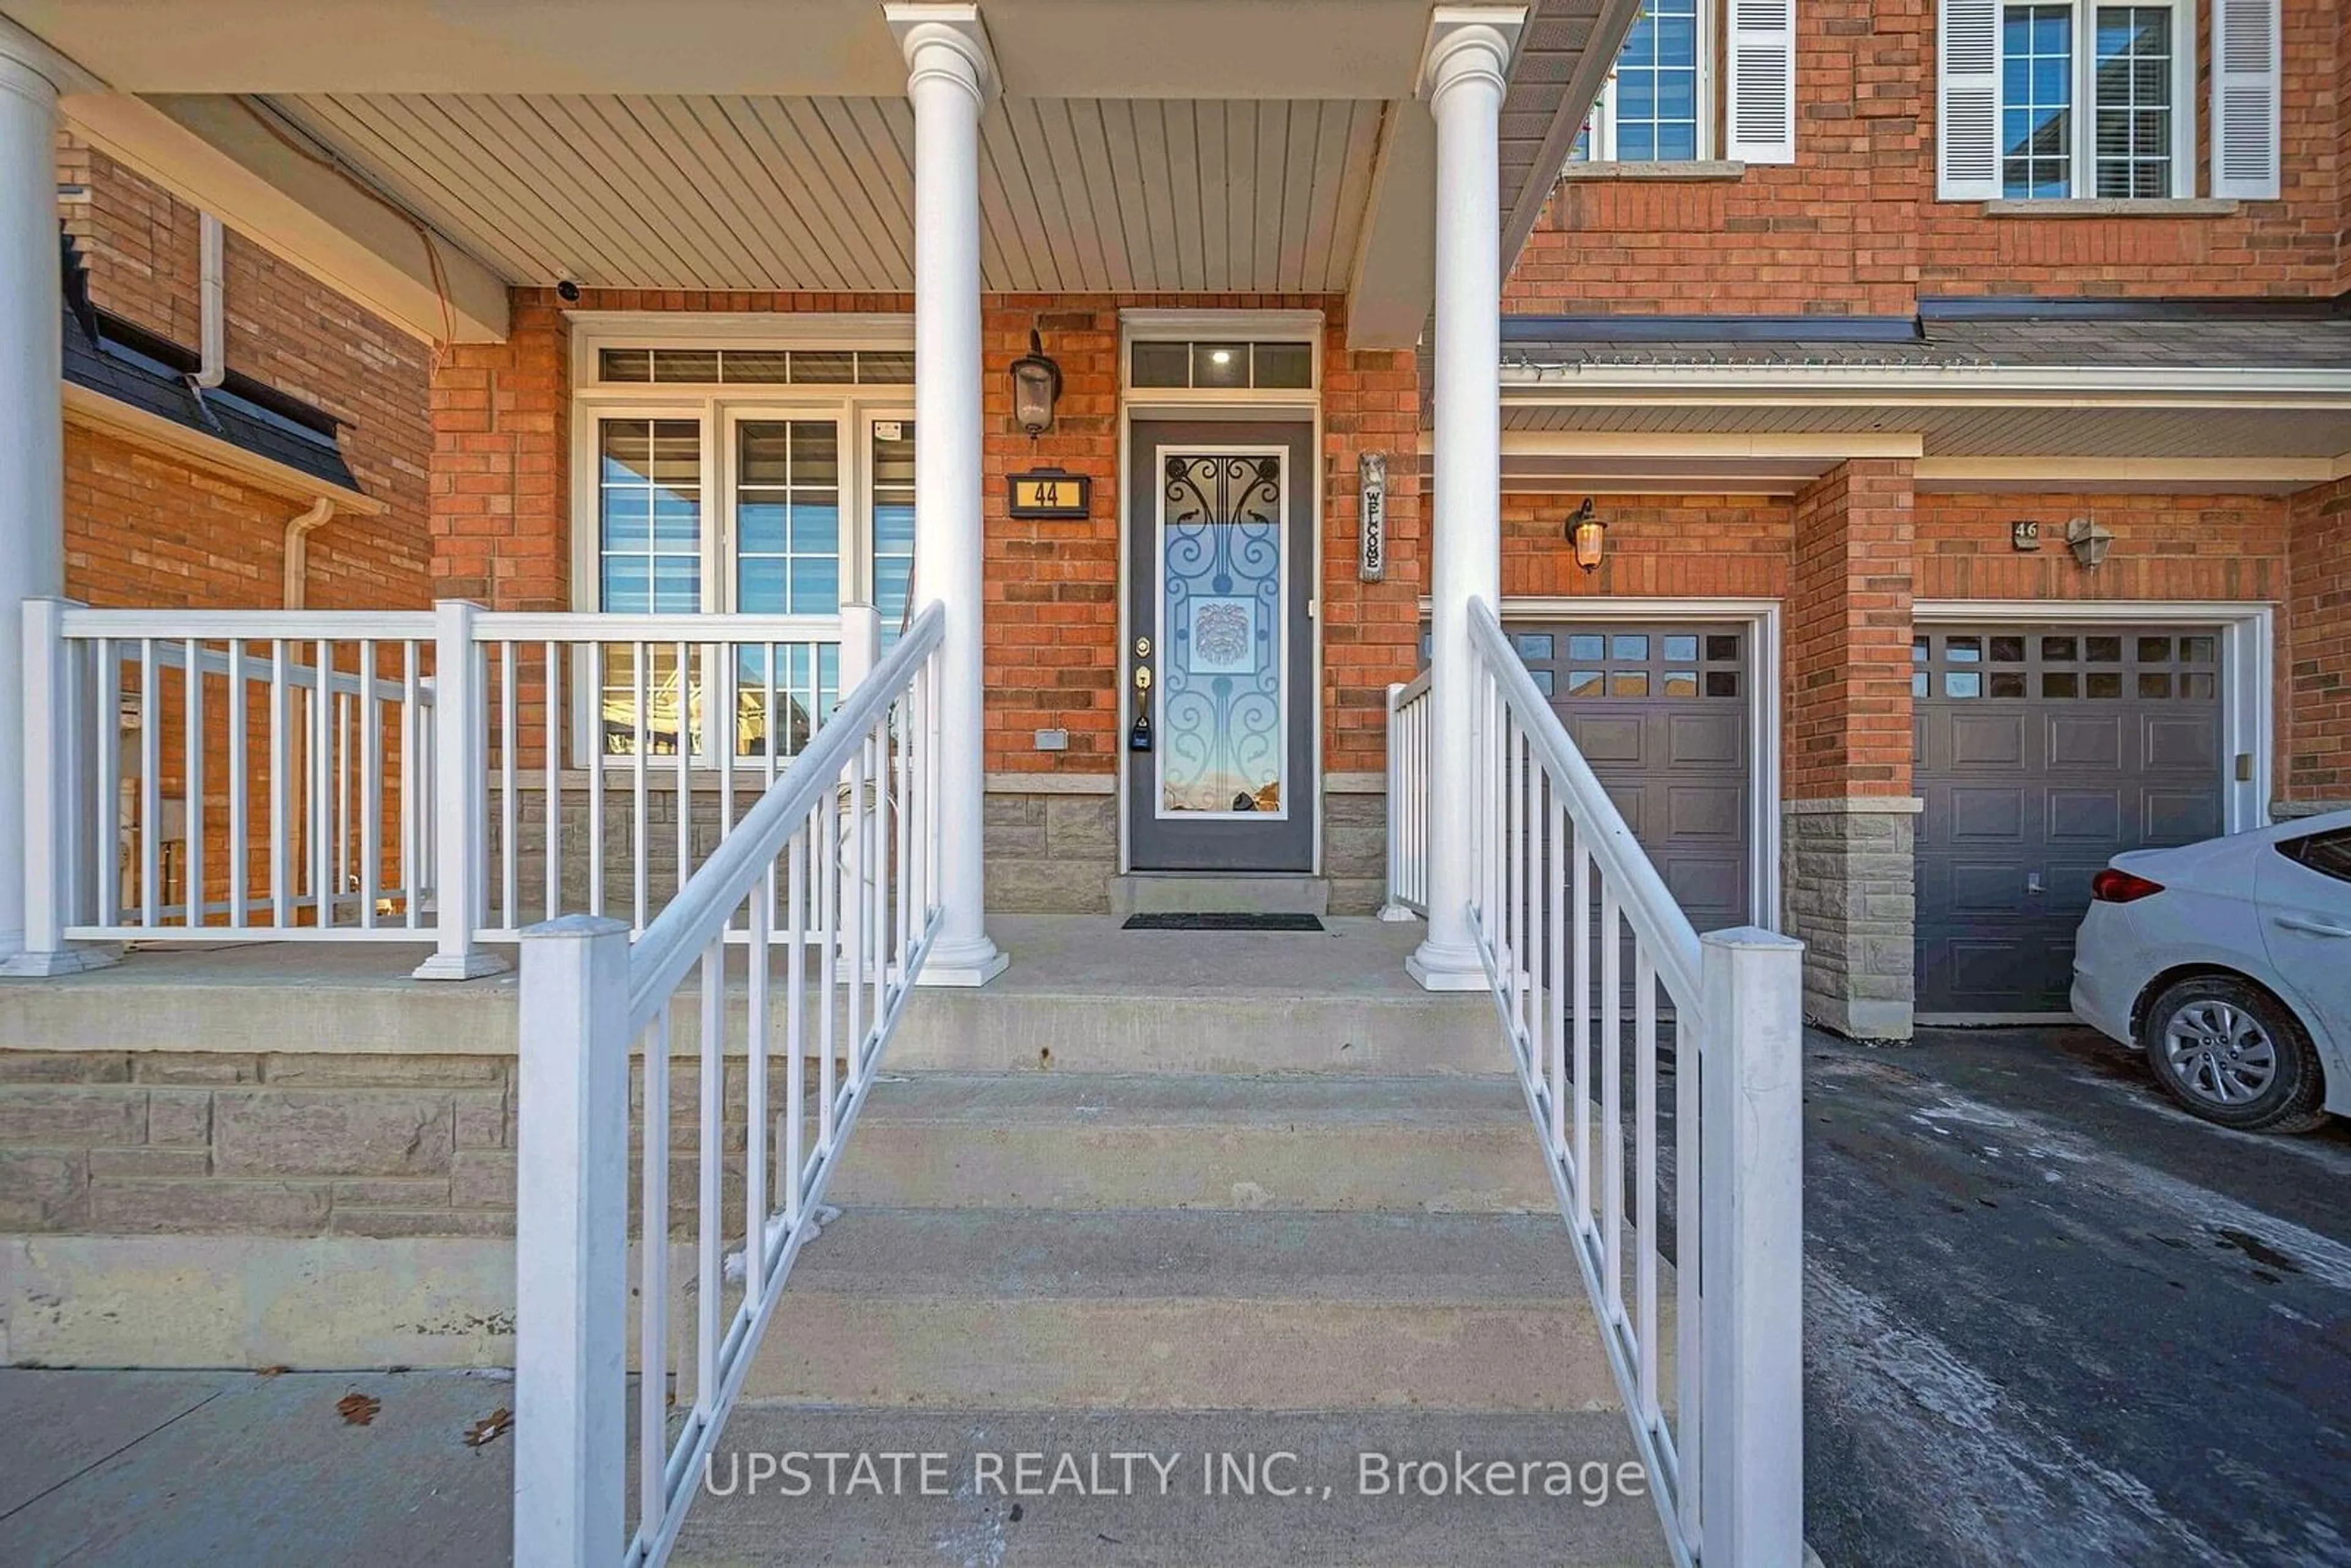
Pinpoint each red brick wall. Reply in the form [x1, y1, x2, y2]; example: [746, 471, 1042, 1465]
[1787, 461, 1916, 797]
[1911, 490, 2289, 602]
[449, 289, 1421, 779]
[59, 134, 432, 564]
[2285, 477, 2351, 806]
[1505, 0, 2345, 315]
[1501, 492, 1792, 598]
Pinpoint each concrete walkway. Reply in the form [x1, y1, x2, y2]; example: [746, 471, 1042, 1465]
[0, 1368, 511, 1566]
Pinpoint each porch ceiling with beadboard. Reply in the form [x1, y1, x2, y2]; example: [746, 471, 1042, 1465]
[13, 0, 1637, 349]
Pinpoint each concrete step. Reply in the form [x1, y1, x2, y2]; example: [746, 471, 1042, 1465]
[1108, 873, 1331, 917]
[888, 916, 1497, 1075]
[673, 1405, 1672, 1566]
[829, 1073, 1553, 1214]
[742, 1207, 1625, 1413]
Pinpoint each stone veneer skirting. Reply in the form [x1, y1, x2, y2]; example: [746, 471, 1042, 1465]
[1780, 798, 1922, 1042]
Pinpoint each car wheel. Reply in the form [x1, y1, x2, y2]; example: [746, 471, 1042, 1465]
[2142, 976, 2329, 1134]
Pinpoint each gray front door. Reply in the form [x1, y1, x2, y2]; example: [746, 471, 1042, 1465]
[1125, 422, 1314, 871]
[1914, 626, 2225, 1014]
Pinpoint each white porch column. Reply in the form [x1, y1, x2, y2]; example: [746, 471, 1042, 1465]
[1409, 6, 1523, 992]
[0, 47, 62, 966]
[891, 3, 1006, 986]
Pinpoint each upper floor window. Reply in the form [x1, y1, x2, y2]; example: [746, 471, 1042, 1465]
[1567, 0, 1796, 168]
[1990, 1, 2187, 199]
[1940, 0, 2281, 201]
[1572, 0, 1709, 162]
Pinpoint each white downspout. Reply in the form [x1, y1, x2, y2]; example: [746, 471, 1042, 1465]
[282, 498, 335, 609]
[197, 213, 226, 389]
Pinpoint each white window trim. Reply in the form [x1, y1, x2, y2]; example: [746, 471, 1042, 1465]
[567, 318, 918, 620]
[1912, 599, 2272, 835]
[1984, 0, 2199, 201]
[1570, 0, 1717, 164]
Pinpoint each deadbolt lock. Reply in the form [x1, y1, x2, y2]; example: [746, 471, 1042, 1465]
[1134, 637, 1152, 658]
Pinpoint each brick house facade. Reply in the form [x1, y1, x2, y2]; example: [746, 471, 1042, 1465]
[12, 1, 2351, 1037]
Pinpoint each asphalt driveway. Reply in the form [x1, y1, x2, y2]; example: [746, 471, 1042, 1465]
[1804, 1024, 2351, 1568]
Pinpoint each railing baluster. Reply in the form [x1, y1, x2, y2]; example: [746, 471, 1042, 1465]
[784, 820, 808, 1220]
[361, 641, 382, 929]
[227, 639, 248, 930]
[639, 1013, 670, 1544]
[498, 639, 517, 933]
[589, 647, 606, 920]
[696, 939, 722, 1417]
[1601, 887, 1624, 1324]
[545, 641, 561, 923]
[746, 876, 771, 1291]
[96, 637, 121, 929]
[817, 778, 838, 1155]
[633, 644, 649, 933]
[1635, 947, 1659, 1426]
[402, 641, 421, 928]
[673, 640, 691, 904]
[184, 638, 205, 928]
[1548, 787, 1567, 1155]
[1573, 841, 1592, 1223]
[313, 639, 334, 928]
[138, 639, 159, 929]
[269, 639, 290, 927]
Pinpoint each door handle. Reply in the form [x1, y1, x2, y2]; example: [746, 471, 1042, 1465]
[1128, 637, 1154, 752]
[2274, 914, 2351, 939]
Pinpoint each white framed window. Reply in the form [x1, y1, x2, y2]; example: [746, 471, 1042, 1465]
[569, 319, 916, 760]
[1570, 0, 1712, 162]
[1566, 0, 1796, 167]
[1938, 0, 2207, 200]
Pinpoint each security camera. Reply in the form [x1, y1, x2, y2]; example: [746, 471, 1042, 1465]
[555, 279, 582, 304]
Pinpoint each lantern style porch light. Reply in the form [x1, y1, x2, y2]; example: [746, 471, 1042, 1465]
[1009, 328, 1061, 438]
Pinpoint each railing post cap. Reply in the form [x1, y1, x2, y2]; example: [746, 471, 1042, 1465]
[519, 913, 633, 941]
[1700, 925, 1805, 953]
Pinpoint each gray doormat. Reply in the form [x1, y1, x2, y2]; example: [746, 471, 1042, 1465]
[1120, 913, 1325, 932]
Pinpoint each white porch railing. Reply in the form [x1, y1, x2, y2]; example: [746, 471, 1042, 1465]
[13, 596, 853, 975]
[1379, 670, 1431, 920]
[511, 601, 942, 1568]
[1458, 598, 1805, 1568]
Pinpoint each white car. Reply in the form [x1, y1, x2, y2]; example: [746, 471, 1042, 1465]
[2071, 810, 2351, 1134]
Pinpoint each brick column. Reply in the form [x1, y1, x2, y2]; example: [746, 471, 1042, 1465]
[1783, 459, 1918, 1040]
[2283, 475, 2351, 818]
[429, 292, 569, 611]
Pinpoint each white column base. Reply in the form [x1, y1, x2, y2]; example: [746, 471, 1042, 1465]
[0, 942, 122, 978]
[1406, 937, 1487, 992]
[411, 950, 512, 982]
[1374, 902, 1421, 924]
[916, 934, 1008, 988]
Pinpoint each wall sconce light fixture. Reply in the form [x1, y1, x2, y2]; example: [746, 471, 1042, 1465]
[2065, 516, 2115, 570]
[1009, 328, 1062, 438]
[1567, 497, 1606, 572]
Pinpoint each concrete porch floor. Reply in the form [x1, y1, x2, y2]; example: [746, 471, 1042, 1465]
[0, 916, 1499, 1075]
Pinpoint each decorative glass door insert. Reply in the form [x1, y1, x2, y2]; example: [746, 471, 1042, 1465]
[1157, 450, 1288, 819]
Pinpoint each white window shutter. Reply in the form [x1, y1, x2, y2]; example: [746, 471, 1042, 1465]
[1937, 0, 2001, 200]
[2212, 0, 2282, 199]
[1725, 0, 1798, 164]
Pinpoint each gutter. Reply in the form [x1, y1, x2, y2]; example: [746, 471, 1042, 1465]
[1499, 361, 2351, 405]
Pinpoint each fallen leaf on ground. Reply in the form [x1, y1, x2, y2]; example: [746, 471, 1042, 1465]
[255, 1365, 290, 1378]
[463, 1408, 512, 1449]
[337, 1392, 381, 1427]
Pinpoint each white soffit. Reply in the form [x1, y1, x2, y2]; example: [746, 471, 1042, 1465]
[265, 92, 1387, 295]
[6, 1, 1437, 98]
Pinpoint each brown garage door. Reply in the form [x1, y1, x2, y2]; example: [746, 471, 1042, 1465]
[1511, 623, 1753, 934]
[1913, 626, 2225, 1016]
